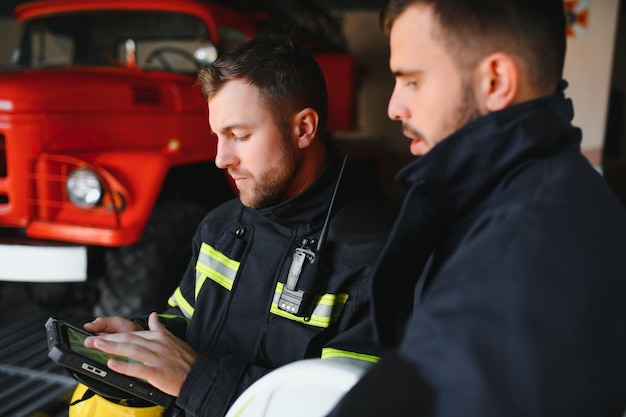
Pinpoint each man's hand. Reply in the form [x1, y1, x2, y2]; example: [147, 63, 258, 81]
[84, 312, 199, 396]
[84, 316, 143, 334]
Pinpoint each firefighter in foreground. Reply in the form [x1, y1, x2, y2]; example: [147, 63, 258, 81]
[79, 35, 391, 417]
[326, 1, 626, 416]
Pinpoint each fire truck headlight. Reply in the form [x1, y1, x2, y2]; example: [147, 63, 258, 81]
[194, 41, 218, 64]
[66, 168, 103, 208]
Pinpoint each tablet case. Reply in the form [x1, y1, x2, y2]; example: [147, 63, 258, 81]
[45, 317, 176, 408]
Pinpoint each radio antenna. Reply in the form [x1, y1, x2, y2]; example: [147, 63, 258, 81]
[316, 155, 348, 252]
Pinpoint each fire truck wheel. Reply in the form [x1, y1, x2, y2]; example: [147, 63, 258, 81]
[27, 281, 97, 311]
[94, 201, 208, 317]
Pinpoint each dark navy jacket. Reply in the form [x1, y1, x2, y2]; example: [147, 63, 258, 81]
[329, 91, 626, 417]
[143, 149, 391, 417]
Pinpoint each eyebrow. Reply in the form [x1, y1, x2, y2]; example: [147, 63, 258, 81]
[212, 123, 252, 136]
[391, 69, 422, 78]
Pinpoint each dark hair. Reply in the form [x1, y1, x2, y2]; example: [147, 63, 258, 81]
[381, 0, 567, 95]
[198, 35, 329, 138]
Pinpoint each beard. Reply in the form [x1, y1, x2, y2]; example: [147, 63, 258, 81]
[448, 81, 482, 136]
[238, 137, 300, 209]
[402, 81, 482, 150]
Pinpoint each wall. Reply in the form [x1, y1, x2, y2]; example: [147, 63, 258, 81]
[333, 11, 410, 209]
[563, 0, 620, 168]
[334, 11, 402, 149]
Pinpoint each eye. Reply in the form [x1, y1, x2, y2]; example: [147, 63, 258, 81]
[233, 134, 249, 142]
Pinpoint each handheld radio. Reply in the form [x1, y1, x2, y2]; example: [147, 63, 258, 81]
[277, 156, 348, 318]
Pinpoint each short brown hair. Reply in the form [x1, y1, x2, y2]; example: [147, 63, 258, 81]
[198, 35, 329, 138]
[381, 0, 567, 96]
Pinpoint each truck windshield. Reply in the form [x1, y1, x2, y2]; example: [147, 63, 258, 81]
[11, 10, 211, 74]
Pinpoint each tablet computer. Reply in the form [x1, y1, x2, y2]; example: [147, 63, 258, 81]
[45, 316, 176, 408]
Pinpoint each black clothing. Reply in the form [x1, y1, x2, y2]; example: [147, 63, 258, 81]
[141, 150, 391, 417]
[329, 91, 626, 417]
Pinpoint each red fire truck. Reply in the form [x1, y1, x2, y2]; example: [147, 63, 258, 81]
[0, 0, 357, 316]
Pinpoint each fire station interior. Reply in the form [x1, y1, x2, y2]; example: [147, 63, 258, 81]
[1, 0, 626, 416]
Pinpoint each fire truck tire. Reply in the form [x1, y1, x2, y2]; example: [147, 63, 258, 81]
[27, 281, 96, 311]
[94, 201, 208, 317]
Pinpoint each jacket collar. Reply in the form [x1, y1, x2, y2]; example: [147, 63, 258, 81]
[396, 90, 582, 214]
[254, 143, 344, 227]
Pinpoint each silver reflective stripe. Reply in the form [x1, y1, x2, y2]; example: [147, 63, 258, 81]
[270, 282, 348, 328]
[322, 355, 376, 370]
[168, 243, 240, 320]
[195, 242, 240, 293]
[321, 348, 380, 366]
[168, 287, 194, 319]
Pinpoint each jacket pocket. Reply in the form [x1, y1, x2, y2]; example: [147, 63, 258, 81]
[270, 282, 348, 328]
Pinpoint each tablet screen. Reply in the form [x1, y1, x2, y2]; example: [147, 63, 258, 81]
[65, 325, 135, 365]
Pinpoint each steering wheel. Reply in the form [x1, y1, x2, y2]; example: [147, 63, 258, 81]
[145, 46, 200, 72]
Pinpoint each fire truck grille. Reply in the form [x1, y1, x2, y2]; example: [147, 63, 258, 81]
[29, 155, 123, 228]
[0, 134, 6, 178]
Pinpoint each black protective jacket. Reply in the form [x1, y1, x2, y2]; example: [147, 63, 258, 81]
[142, 149, 391, 417]
[329, 90, 626, 416]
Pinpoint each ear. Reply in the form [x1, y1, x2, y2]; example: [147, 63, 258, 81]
[474, 52, 519, 113]
[292, 107, 319, 149]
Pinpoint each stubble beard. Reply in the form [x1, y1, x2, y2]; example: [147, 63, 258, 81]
[412, 80, 482, 151]
[240, 138, 300, 209]
[449, 81, 482, 138]
[405, 82, 482, 153]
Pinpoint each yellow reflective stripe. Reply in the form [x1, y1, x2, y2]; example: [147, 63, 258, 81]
[195, 270, 208, 299]
[157, 313, 190, 326]
[200, 242, 240, 270]
[195, 243, 240, 291]
[168, 286, 194, 319]
[321, 348, 380, 364]
[167, 244, 240, 320]
[270, 282, 348, 328]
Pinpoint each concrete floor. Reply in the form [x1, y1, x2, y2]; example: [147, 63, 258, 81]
[0, 283, 93, 417]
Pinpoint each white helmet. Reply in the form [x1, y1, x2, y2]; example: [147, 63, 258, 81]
[225, 358, 369, 417]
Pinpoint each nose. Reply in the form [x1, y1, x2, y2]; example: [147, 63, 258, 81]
[214, 138, 237, 170]
[387, 84, 407, 121]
